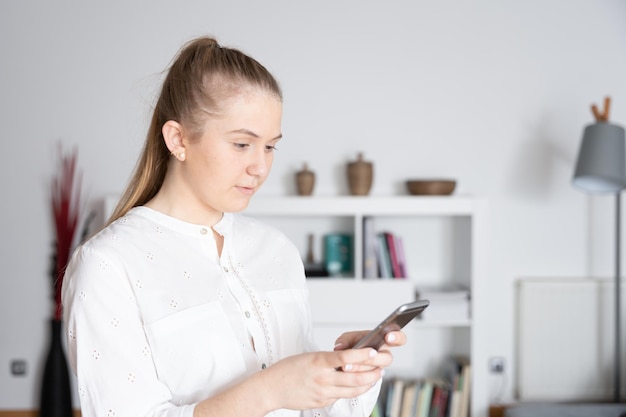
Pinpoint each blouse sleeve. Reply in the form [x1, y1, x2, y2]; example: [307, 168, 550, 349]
[62, 245, 195, 417]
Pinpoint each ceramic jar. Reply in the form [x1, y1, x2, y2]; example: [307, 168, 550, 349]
[347, 152, 373, 196]
[296, 163, 315, 196]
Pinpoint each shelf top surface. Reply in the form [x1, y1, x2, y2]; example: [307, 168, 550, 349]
[244, 195, 482, 215]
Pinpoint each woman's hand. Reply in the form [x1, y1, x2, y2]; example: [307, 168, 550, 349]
[194, 334, 405, 416]
[261, 348, 384, 411]
[334, 329, 407, 351]
[194, 347, 383, 417]
[333, 329, 406, 372]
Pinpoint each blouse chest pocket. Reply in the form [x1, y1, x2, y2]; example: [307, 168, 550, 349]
[266, 288, 310, 356]
[143, 302, 246, 402]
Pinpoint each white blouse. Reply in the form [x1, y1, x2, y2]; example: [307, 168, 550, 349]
[62, 207, 381, 417]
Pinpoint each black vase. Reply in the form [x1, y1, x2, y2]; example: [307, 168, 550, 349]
[40, 319, 73, 417]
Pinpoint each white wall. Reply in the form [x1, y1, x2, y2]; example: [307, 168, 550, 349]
[1, 0, 625, 410]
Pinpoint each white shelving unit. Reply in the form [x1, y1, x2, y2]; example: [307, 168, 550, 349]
[244, 195, 489, 417]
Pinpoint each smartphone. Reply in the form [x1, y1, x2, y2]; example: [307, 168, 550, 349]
[352, 299, 430, 350]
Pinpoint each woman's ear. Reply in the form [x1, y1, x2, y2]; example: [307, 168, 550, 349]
[162, 121, 186, 161]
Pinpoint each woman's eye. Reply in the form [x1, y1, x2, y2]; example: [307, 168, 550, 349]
[265, 145, 278, 152]
[234, 143, 250, 150]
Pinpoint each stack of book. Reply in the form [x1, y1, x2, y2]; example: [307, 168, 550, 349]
[363, 217, 407, 279]
[371, 356, 471, 417]
[443, 356, 471, 417]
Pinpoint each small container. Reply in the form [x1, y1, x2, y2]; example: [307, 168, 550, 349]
[347, 152, 373, 196]
[296, 163, 315, 196]
[406, 179, 456, 195]
[324, 233, 353, 276]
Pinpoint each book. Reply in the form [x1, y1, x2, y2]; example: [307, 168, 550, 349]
[382, 379, 393, 417]
[442, 356, 470, 417]
[384, 231, 403, 278]
[458, 363, 471, 417]
[415, 380, 434, 417]
[410, 382, 422, 417]
[363, 217, 379, 279]
[376, 233, 393, 278]
[394, 234, 407, 278]
[388, 378, 405, 417]
[448, 391, 461, 417]
[428, 384, 449, 417]
[399, 381, 419, 417]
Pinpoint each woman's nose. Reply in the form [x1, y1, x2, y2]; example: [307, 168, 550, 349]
[247, 151, 270, 177]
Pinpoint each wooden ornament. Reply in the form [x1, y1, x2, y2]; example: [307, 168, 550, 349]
[296, 163, 315, 196]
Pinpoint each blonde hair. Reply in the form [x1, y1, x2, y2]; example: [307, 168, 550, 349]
[107, 37, 282, 225]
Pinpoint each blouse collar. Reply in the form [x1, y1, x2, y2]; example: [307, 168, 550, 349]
[129, 206, 234, 238]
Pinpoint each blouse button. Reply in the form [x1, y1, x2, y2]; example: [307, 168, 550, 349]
[261, 363, 267, 369]
[200, 228, 208, 235]
[245, 311, 251, 318]
[223, 266, 229, 273]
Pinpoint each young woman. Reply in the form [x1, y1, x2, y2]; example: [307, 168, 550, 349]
[62, 36, 406, 417]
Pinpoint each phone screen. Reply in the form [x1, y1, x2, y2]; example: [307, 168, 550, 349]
[353, 299, 430, 350]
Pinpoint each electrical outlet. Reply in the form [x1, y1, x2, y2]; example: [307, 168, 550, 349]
[489, 356, 505, 373]
[10, 359, 27, 376]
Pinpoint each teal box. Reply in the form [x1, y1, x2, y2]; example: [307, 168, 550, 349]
[324, 233, 353, 276]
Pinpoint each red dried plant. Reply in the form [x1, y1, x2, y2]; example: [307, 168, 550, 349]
[50, 145, 82, 320]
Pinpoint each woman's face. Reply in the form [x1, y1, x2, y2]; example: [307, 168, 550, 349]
[179, 88, 282, 219]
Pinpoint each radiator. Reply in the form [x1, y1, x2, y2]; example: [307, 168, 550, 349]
[516, 278, 626, 401]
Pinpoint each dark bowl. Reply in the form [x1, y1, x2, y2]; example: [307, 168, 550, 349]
[406, 179, 456, 196]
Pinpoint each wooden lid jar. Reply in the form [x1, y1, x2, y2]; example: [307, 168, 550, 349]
[296, 163, 315, 196]
[347, 152, 373, 196]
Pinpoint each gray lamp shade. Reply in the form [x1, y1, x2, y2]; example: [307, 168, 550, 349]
[572, 122, 626, 193]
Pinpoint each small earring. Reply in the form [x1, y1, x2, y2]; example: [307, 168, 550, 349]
[170, 151, 185, 161]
